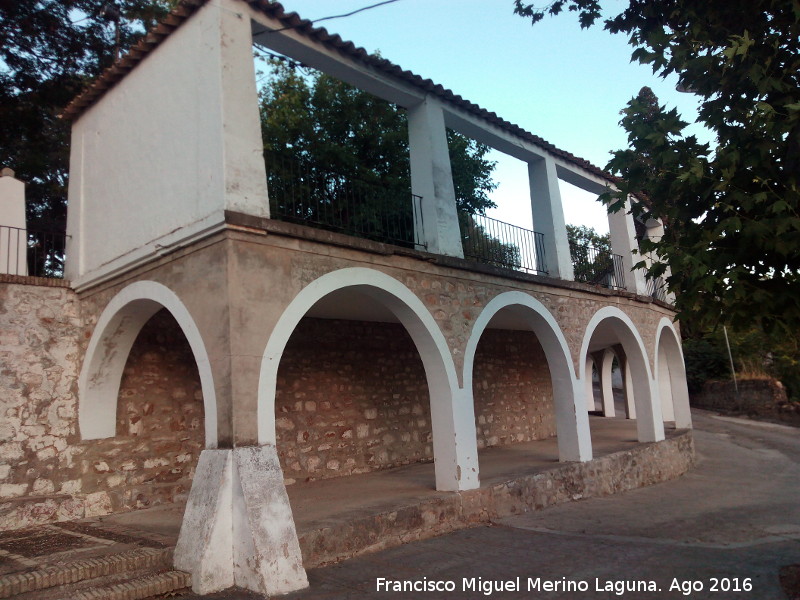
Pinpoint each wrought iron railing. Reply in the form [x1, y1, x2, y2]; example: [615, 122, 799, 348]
[265, 153, 424, 248]
[459, 212, 548, 275]
[1, 225, 66, 278]
[569, 242, 625, 290]
[646, 276, 668, 302]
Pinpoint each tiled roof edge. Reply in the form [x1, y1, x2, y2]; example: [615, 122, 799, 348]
[61, 0, 618, 186]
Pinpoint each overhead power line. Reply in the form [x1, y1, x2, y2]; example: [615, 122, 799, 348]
[267, 0, 404, 34]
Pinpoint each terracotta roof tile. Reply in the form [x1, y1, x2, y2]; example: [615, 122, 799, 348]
[61, 0, 617, 185]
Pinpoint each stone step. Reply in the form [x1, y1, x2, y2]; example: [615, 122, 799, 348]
[72, 571, 191, 600]
[0, 548, 175, 598]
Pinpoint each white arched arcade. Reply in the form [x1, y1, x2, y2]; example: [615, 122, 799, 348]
[579, 306, 665, 443]
[256, 267, 476, 492]
[463, 291, 592, 463]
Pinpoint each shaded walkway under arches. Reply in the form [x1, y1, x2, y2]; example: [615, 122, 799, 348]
[257, 267, 475, 492]
[579, 306, 665, 444]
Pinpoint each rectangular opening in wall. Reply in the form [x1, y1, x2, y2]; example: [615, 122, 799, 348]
[253, 48, 422, 249]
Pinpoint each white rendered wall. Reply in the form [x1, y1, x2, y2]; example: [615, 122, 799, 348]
[0, 170, 27, 276]
[66, 0, 267, 285]
[608, 197, 647, 295]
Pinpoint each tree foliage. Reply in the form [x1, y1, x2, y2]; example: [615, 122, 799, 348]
[0, 0, 175, 231]
[566, 224, 616, 285]
[514, 0, 800, 333]
[259, 60, 497, 215]
[259, 60, 500, 249]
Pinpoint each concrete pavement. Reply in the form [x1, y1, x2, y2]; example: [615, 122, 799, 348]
[199, 409, 799, 599]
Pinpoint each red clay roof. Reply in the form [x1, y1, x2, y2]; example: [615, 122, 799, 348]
[61, 0, 616, 185]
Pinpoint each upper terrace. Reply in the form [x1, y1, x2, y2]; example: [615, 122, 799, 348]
[42, 0, 668, 302]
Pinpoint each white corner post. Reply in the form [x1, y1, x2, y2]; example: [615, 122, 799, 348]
[407, 97, 464, 257]
[0, 168, 28, 276]
[528, 157, 574, 279]
[645, 218, 677, 303]
[174, 446, 308, 596]
[608, 196, 647, 294]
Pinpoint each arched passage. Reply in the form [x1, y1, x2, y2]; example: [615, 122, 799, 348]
[579, 307, 664, 443]
[464, 292, 591, 463]
[257, 268, 476, 492]
[655, 319, 692, 429]
[78, 280, 218, 448]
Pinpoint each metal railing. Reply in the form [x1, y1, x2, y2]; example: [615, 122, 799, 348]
[570, 242, 625, 290]
[1, 225, 67, 278]
[646, 276, 669, 302]
[459, 212, 548, 275]
[265, 153, 424, 249]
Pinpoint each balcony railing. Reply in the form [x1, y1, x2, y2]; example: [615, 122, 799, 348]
[570, 242, 625, 290]
[1, 225, 66, 278]
[459, 213, 548, 275]
[646, 276, 669, 302]
[265, 153, 424, 249]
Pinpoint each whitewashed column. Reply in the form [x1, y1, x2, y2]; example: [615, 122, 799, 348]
[407, 97, 464, 257]
[608, 196, 647, 294]
[528, 157, 573, 279]
[593, 349, 616, 417]
[584, 356, 596, 411]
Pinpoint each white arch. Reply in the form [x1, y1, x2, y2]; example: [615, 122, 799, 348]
[655, 318, 692, 429]
[79, 281, 218, 448]
[464, 291, 592, 462]
[256, 267, 475, 491]
[579, 306, 664, 443]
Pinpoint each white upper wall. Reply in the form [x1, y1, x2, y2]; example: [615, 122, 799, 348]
[66, 0, 267, 284]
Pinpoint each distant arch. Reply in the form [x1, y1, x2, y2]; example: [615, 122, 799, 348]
[655, 318, 692, 429]
[579, 306, 664, 443]
[78, 280, 218, 447]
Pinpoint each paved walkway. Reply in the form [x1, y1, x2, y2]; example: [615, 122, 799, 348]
[276, 410, 800, 600]
[3, 409, 797, 599]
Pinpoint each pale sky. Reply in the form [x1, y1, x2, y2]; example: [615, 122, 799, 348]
[272, 0, 707, 235]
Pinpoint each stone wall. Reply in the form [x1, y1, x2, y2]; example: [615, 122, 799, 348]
[0, 281, 204, 529]
[275, 318, 433, 485]
[81, 308, 205, 511]
[0, 281, 81, 527]
[692, 378, 800, 426]
[472, 329, 555, 449]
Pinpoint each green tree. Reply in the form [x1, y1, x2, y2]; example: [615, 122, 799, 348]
[514, 0, 800, 333]
[259, 60, 499, 248]
[566, 224, 615, 285]
[0, 0, 175, 232]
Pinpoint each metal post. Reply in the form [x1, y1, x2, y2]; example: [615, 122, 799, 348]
[723, 325, 739, 394]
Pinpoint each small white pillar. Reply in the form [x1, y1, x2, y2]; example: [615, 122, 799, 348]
[407, 97, 464, 257]
[584, 356, 596, 411]
[528, 158, 574, 279]
[607, 196, 647, 294]
[622, 356, 637, 419]
[431, 387, 479, 491]
[174, 446, 308, 596]
[0, 168, 28, 276]
[593, 349, 616, 417]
